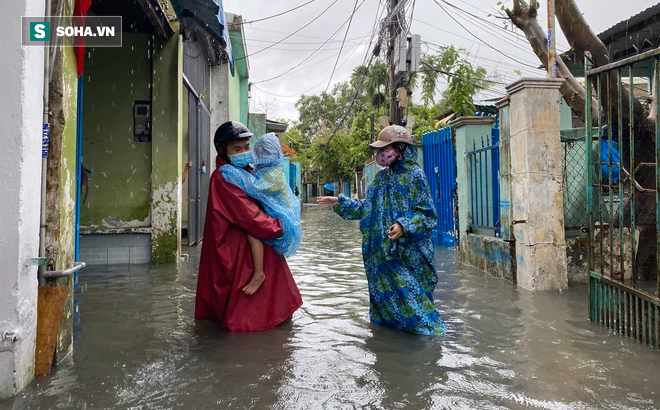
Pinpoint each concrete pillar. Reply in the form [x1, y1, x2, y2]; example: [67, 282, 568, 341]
[506, 78, 568, 291]
[151, 31, 183, 263]
[210, 63, 229, 156]
[0, 0, 45, 398]
[451, 116, 495, 255]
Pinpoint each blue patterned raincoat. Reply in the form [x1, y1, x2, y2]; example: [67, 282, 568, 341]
[334, 142, 447, 335]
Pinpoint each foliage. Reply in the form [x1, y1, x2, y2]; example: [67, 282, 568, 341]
[419, 46, 489, 117]
[288, 48, 489, 182]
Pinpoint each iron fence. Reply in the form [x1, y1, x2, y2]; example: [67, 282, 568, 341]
[466, 116, 500, 236]
[422, 126, 457, 247]
[586, 47, 660, 348]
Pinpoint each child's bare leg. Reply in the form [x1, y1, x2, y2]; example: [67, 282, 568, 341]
[243, 234, 266, 295]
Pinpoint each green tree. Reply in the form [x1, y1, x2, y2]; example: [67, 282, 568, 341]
[418, 46, 489, 117]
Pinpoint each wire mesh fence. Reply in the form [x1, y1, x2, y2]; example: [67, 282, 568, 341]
[562, 138, 589, 234]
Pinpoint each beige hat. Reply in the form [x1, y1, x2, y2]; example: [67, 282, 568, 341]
[369, 125, 414, 149]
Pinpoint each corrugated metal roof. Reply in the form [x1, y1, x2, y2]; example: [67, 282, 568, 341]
[599, 3, 660, 43]
[563, 3, 660, 76]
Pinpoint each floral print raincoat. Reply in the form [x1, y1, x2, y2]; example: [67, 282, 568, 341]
[334, 141, 447, 335]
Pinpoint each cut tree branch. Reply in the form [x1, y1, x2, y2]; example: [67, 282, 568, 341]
[506, 0, 598, 123]
[555, 0, 654, 131]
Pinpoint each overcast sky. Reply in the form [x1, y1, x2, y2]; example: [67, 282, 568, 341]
[222, 0, 654, 121]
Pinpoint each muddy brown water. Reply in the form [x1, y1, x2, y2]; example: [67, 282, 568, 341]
[2, 206, 659, 409]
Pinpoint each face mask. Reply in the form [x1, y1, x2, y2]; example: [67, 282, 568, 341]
[229, 151, 252, 168]
[376, 149, 398, 167]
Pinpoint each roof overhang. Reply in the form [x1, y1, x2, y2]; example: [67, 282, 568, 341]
[171, 0, 234, 69]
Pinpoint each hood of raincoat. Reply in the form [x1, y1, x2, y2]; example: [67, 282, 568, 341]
[389, 137, 419, 173]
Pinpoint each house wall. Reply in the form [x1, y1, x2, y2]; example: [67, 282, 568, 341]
[228, 64, 241, 123]
[80, 33, 153, 230]
[228, 19, 249, 126]
[0, 0, 44, 398]
[46, 0, 80, 364]
[151, 30, 183, 263]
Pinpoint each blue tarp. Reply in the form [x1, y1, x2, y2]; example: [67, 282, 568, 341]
[170, 0, 234, 75]
[599, 128, 620, 183]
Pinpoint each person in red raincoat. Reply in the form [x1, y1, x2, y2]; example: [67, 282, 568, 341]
[195, 121, 303, 331]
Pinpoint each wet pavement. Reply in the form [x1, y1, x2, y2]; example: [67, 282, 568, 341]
[2, 205, 660, 409]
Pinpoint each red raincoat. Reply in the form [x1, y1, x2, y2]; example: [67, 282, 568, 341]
[194, 157, 303, 331]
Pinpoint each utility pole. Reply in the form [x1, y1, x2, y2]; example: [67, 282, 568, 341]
[388, 0, 399, 125]
[547, 0, 557, 78]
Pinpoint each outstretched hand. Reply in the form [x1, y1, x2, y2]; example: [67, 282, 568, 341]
[316, 196, 338, 209]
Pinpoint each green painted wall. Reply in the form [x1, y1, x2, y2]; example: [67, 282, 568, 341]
[81, 33, 152, 228]
[151, 30, 183, 263]
[52, 0, 78, 364]
[240, 77, 249, 125]
[228, 64, 241, 122]
[229, 22, 249, 125]
[453, 119, 496, 250]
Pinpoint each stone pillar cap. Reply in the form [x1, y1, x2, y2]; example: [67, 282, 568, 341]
[505, 77, 565, 95]
[449, 116, 495, 128]
[495, 96, 510, 108]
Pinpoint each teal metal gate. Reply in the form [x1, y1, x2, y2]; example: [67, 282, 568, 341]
[586, 48, 660, 348]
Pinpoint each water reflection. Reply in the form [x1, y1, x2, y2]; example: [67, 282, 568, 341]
[2, 205, 660, 410]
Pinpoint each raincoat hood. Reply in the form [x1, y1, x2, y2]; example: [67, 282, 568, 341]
[390, 137, 419, 172]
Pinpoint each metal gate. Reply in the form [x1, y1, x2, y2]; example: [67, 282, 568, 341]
[184, 38, 211, 246]
[586, 48, 660, 348]
[422, 126, 457, 247]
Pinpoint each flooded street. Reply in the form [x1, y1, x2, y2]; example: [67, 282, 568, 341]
[3, 206, 660, 410]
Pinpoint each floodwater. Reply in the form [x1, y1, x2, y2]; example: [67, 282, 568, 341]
[3, 206, 660, 410]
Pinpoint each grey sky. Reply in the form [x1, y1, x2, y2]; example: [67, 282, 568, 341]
[222, 0, 654, 121]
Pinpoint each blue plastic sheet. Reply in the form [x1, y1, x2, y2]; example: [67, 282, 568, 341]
[221, 133, 302, 257]
[600, 130, 620, 183]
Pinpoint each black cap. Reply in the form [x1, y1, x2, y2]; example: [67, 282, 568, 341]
[214, 121, 254, 151]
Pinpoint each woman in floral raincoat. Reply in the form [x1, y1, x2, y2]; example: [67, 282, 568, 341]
[317, 125, 447, 336]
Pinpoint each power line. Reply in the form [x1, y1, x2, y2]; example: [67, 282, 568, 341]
[421, 61, 506, 86]
[324, 1, 387, 145]
[253, 45, 365, 93]
[252, 0, 368, 85]
[258, 2, 387, 99]
[253, 38, 368, 99]
[432, 0, 540, 70]
[236, 0, 319, 25]
[326, 0, 361, 92]
[235, 0, 340, 62]
[234, 35, 368, 46]
[245, 42, 362, 53]
[244, 26, 354, 42]
[423, 40, 542, 76]
[449, 0, 570, 51]
[441, 0, 563, 58]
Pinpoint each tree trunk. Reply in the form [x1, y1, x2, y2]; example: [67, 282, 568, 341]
[505, 0, 598, 123]
[555, 0, 655, 133]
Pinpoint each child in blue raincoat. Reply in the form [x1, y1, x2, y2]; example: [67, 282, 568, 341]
[221, 133, 302, 295]
[318, 125, 447, 336]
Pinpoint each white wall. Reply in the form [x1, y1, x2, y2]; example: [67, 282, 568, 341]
[210, 63, 229, 161]
[0, 0, 45, 398]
